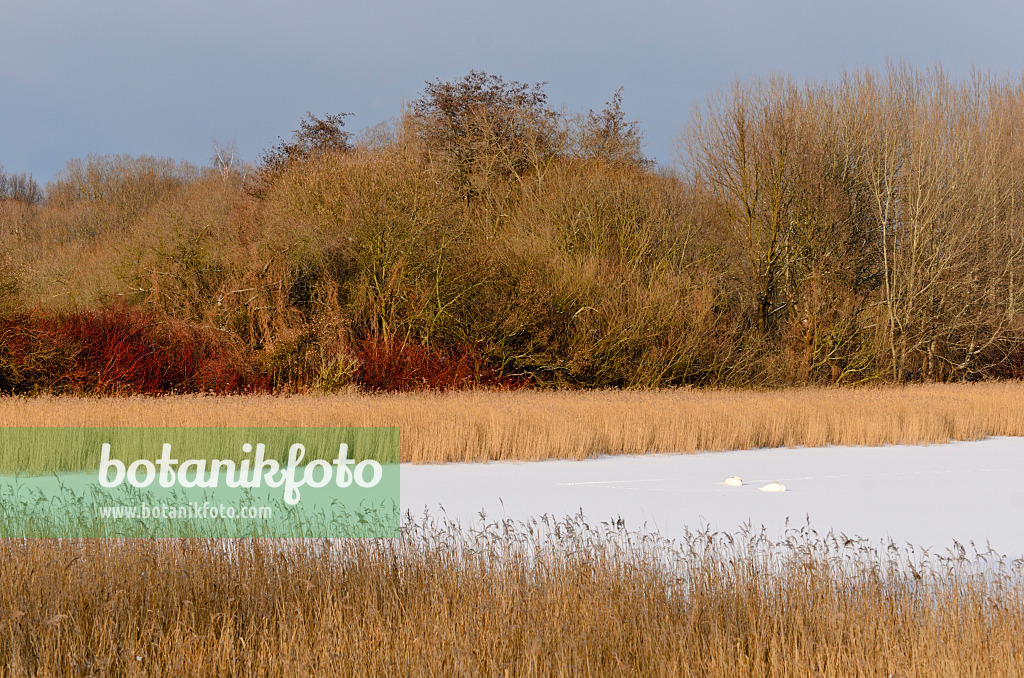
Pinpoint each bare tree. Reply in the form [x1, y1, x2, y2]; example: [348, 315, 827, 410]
[681, 76, 804, 336]
[411, 71, 561, 193]
[574, 88, 649, 168]
[211, 139, 243, 176]
[0, 164, 43, 204]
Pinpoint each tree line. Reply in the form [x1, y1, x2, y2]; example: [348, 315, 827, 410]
[0, 65, 1021, 391]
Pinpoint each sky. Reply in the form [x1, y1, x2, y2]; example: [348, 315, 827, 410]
[3, 0, 1024, 183]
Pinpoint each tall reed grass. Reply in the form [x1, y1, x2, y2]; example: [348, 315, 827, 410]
[0, 516, 1020, 676]
[1, 382, 1021, 463]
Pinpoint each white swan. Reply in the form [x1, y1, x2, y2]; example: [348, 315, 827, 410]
[759, 482, 787, 492]
[722, 476, 743, 486]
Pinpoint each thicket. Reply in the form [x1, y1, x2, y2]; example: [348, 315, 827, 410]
[1, 65, 1023, 392]
[0, 307, 265, 395]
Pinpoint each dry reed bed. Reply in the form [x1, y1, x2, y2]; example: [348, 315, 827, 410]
[0, 382, 1021, 463]
[1, 517, 1022, 677]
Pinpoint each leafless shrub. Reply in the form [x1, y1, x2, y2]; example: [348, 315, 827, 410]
[0, 164, 42, 204]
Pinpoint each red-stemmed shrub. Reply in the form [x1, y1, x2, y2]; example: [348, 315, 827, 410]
[353, 337, 529, 392]
[0, 306, 269, 395]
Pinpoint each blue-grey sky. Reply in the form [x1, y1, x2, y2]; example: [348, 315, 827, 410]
[3, 0, 1023, 183]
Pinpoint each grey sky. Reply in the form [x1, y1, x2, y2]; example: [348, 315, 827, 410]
[3, 0, 1023, 183]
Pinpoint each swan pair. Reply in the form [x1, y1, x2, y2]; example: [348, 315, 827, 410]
[721, 476, 787, 492]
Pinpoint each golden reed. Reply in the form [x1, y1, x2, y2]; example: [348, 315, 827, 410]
[0, 382, 1021, 463]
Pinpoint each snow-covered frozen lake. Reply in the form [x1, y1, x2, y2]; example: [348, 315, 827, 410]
[402, 437, 1024, 556]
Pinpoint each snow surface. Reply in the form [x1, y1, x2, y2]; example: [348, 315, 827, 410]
[402, 437, 1024, 556]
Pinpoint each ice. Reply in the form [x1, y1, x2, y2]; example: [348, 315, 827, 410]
[401, 437, 1024, 556]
